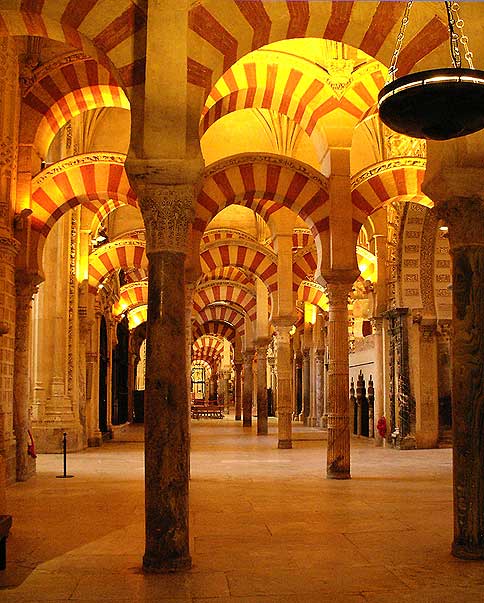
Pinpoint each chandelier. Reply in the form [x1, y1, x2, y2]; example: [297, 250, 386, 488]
[378, 1, 484, 140]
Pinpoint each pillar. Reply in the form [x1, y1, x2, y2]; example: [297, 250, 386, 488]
[274, 321, 293, 449]
[0, 237, 20, 483]
[410, 316, 439, 448]
[130, 183, 194, 572]
[372, 317, 386, 446]
[256, 340, 268, 435]
[234, 362, 242, 421]
[439, 197, 484, 559]
[242, 350, 254, 427]
[13, 275, 38, 481]
[326, 282, 352, 479]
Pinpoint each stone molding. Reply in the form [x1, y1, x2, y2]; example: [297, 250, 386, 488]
[0, 235, 21, 258]
[204, 152, 329, 192]
[351, 157, 426, 190]
[33, 153, 127, 187]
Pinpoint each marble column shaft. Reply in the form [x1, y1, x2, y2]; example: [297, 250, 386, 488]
[135, 187, 193, 573]
[0, 237, 20, 483]
[242, 351, 254, 427]
[275, 324, 292, 449]
[256, 343, 268, 435]
[13, 276, 38, 481]
[440, 197, 484, 559]
[372, 317, 385, 446]
[326, 283, 351, 479]
[234, 363, 242, 421]
[302, 347, 310, 424]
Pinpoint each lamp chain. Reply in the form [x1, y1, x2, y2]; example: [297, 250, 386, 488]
[387, 0, 413, 82]
[451, 1, 475, 69]
[446, 1, 462, 68]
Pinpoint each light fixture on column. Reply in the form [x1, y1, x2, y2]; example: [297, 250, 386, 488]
[378, 1, 484, 140]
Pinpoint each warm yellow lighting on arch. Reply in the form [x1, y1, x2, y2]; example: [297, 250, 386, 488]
[128, 305, 147, 330]
[304, 302, 317, 325]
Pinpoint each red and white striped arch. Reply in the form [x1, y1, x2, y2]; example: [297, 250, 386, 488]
[188, 2, 450, 101]
[193, 320, 236, 344]
[297, 280, 328, 310]
[31, 153, 135, 237]
[201, 240, 278, 294]
[292, 247, 317, 291]
[193, 281, 256, 321]
[199, 266, 254, 288]
[194, 304, 246, 336]
[194, 153, 329, 249]
[124, 267, 147, 284]
[89, 239, 147, 289]
[84, 196, 140, 235]
[0, 2, 147, 90]
[200, 58, 385, 138]
[21, 53, 129, 157]
[192, 335, 225, 366]
[351, 159, 432, 231]
[112, 281, 148, 317]
[127, 304, 147, 330]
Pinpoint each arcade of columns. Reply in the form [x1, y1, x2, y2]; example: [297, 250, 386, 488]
[0, 0, 484, 572]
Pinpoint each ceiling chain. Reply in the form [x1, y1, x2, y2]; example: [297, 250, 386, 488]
[387, 0, 414, 82]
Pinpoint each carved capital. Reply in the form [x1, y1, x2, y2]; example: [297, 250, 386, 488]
[138, 185, 194, 254]
[0, 235, 20, 260]
[437, 197, 484, 250]
[326, 282, 351, 309]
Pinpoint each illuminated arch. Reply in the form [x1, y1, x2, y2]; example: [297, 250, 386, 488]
[21, 53, 129, 157]
[89, 240, 147, 289]
[351, 158, 432, 231]
[201, 239, 278, 293]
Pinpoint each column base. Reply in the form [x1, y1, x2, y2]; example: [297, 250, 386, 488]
[32, 424, 85, 453]
[452, 541, 484, 560]
[143, 554, 192, 573]
[88, 434, 103, 447]
[235, 415, 241, 421]
[327, 470, 351, 480]
[278, 439, 292, 449]
[243, 421, 252, 428]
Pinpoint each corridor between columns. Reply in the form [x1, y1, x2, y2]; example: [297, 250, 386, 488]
[5, 419, 482, 602]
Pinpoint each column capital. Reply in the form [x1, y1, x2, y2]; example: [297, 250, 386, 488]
[437, 196, 484, 250]
[242, 350, 254, 364]
[325, 282, 352, 308]
[126, 157, 203, 256]
[138, 185, 194, 255]
[0, 234, 20, 261]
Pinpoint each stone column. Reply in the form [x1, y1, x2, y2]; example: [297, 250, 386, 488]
[302, 347, 310, 424]
[315, 349, 324, 427]
[127, 333, 135, 422]
[256, 340, 268, 435]
[234, 362, 242, 421]
[185, 283, 195, 408]
[326, 282, 352, 479]
[13, 275, 39, 481]
[439, 197, 484, 559]
[372, 317, 386, 446]
[410, 315, 439, 449]
[242, 350, 254, 427]
[274, 322, 293, 449]
[133, 184, 193, 572]
[0, 237, 19, 482]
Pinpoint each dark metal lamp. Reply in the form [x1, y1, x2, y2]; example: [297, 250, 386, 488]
[378, 1, 484, 140]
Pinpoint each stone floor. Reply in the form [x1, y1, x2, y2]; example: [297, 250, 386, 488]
[2, 418, 484, 602]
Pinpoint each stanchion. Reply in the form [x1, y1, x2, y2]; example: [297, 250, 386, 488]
[56, 432, 74, 478]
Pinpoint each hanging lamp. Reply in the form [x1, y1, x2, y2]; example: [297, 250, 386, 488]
[378, 1, 484, 140]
